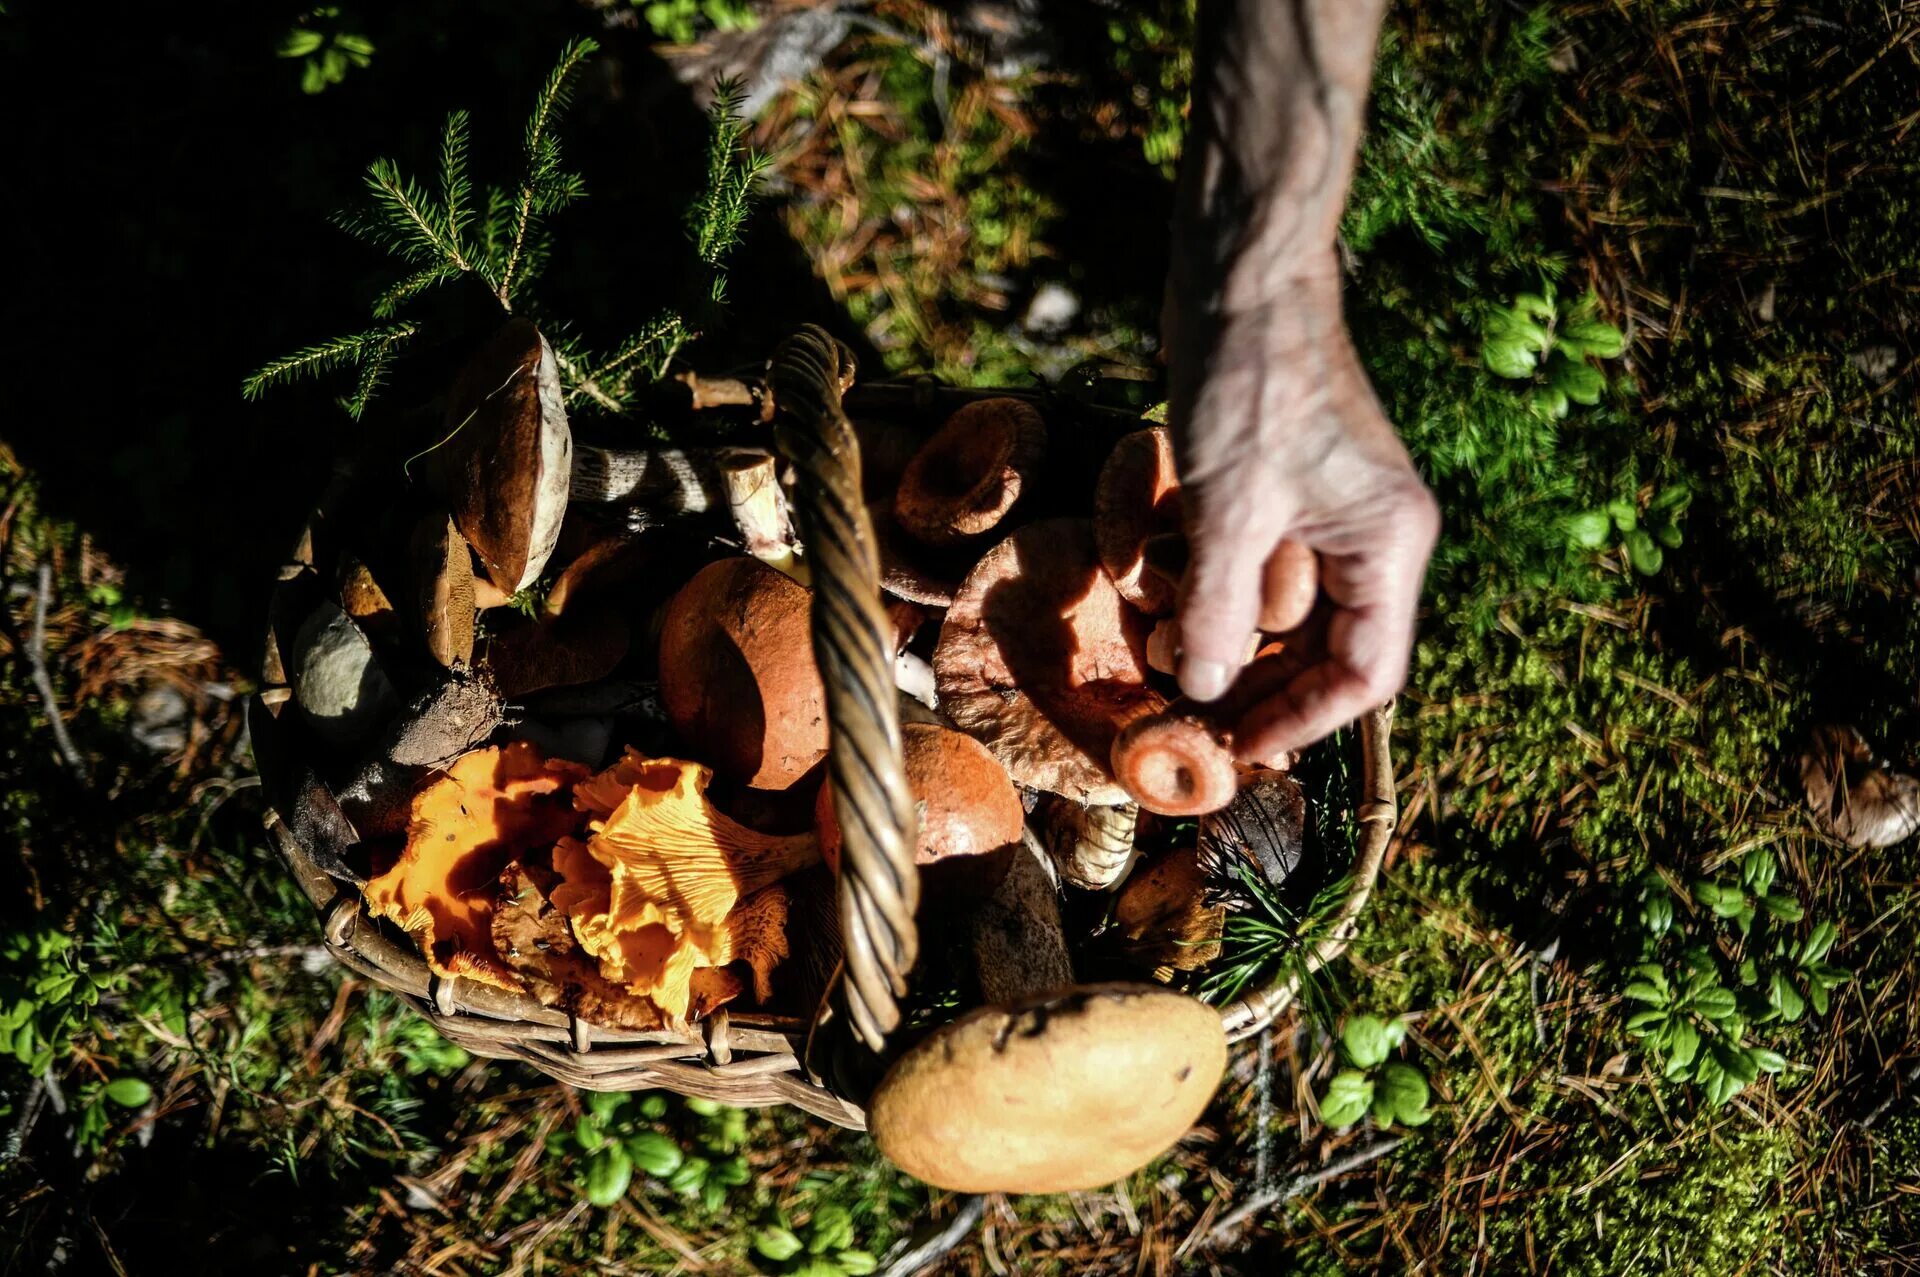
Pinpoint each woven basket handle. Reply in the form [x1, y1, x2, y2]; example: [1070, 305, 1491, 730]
[767, 326, 921, 1052]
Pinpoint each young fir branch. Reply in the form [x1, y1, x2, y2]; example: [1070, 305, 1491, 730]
[688, 77, 771, 304]
[495, 35, 598, 310]
[241, 324, 418, 408]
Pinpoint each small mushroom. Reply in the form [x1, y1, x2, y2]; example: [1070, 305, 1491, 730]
[289, 598, 399, 745]
[362, 741, 591, 989]
[1114, 845, 1226, 975]
[410, 513, 476, 668]
[893, 398, 1046, 546]
[1110, 709, 1238, 817]
[426, 318, 572, 595]
[1799, 724, 1920, 849]
[1095, 427, 1183, 615]
[815, 721, 1023, 900]
[541, 536, 648, 619]
[658, 557, 827, 790]
[337, 554, 397, 642]
[1038, 796, 1139, 891]
[933, 519, 1164, 804]
[875, 514, 961, 608]
[866, 983, 1228, 1193]
[1202, 770, 1306, 892]
[964, 831, 1075, 1005]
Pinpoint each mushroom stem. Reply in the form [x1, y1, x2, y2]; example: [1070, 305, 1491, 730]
[570, 443, 774, 512]
[676, 370, 772, 419]
[1040, 796, 1139, 891]
[720, 450, 806, 583]
[895, 649, 937, 710]
[965, 828, 1074, 1004]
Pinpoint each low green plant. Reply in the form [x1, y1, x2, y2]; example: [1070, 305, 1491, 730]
[1318, 1014, 1432, 1130]
[1565, 483, 1690, 576]
[278, 7, 374, 95]
[1482, 287, 1626, 419]
[562, 1092, 752, 1211]
[639, 0, 759, 46]
[752, 1202, 878, 1276]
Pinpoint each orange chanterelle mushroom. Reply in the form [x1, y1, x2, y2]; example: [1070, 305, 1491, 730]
[363, 742, 590, 989]
[551, 751, 816, 1018]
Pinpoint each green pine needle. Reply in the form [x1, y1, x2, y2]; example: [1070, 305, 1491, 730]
[241, 323, 418, 401]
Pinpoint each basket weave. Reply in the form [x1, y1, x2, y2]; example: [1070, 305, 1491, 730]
[250, 326, 1398, 1131]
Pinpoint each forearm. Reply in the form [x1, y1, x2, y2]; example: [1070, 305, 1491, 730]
[1170, 0, 1389, 310]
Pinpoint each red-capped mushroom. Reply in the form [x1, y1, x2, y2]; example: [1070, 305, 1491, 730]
[815, 721, 1023, 899]
[1109, 710, 1238, 817]
[893, 398, 1046, 547]
[658, 557, 826, 790]
[932, 519, 1164, 804]
[1095, 427, 1183, 615]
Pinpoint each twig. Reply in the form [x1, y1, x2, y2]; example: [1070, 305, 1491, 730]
[1856, 1059, 1920, 1129]
[1196, 1137, 1404, 1253]
[1254, 1028, 1276, 1187]
[2, 1075, 48, 1162]
[878, 1193, 988, 1277]
[25, 562, 88, 781]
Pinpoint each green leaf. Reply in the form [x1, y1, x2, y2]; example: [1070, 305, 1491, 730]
[1809, 981, 1831, 1016]
[1750, 1048, 1787, 1075]
[1769, 971, 1805, 1023]
[1641, 895, 1674, 936]
[278, 28, 326, 58]
[754, 1227, 805, 1263]
[1623, 981, 1670, 1005]
[1513, 293, 1556, 323]
[1558, 319, 1628, 360]
[1375, 1063, 1432, 1128]
[1567, 510, 1613, 549]
[1485, 338, 1542, 379]
[584, 1146, 633, 1207]
[1716, 1041, 1760, 1085]
[1667, 1019, 1700, 1072]
[1654, 520, 1685, 549]
[1341, 1016, 1396, 1069]
[1737, 957, 1758, 987]
[1607, 499, 1638, 531]
[575, 1117, 605, 1152]
[838, 1252, 878, 1276]
[1319, 1070, 1374, 1128]
[104, 1077, 152, 1108]
[1800, 922, 1839, 964]
[1625, 528, 1665, 575]
[701, 1178, 727, 1212]
[1624, 1009, 1669, 1032]
[1531, 387, 1571, 420]
[1809, 962, 1852, 988]
[1549, 356, 1607, 405]
[1692, 880, 1745, 917]
[640, 1095, 669, 1120]
[1758, 893, 1804, 923]
[1740, 848, 1776, 895]
[1691, 988, 1739, 1021]
[625, 1131, 682, 1178]
[810, 1203, 855, 1253]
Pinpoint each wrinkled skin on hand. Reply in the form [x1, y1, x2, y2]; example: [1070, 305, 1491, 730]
[1163, 258, 1439, 762]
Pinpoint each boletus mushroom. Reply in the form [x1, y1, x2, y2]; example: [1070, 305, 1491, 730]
[426, 318, 572, 596]
[933, 519, 1163, 804]
[410, 512, 476, 669]
[658, 556, 827, 790]
[1113, 845, 1225, 975]
[893, 398, 1046, 546]
[816, 721, 1023, 900]
[866, 982, 1228, 1193]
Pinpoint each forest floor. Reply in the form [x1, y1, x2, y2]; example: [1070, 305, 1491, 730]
[5, 0, 1920, 1273]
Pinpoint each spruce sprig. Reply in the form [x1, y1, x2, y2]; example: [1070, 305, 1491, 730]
[244, 39, 767, 421]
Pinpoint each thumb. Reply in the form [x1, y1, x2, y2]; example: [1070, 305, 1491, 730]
[1175, 509, 1276, 702]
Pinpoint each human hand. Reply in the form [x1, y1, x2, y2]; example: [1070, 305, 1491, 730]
[1163, 263, 1439, 762]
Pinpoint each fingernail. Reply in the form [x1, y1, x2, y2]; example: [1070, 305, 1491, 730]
[1179, 658, 1233, 703]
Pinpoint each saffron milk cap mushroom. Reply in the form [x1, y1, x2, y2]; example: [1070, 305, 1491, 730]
[893, 398, 1046, 546]
[659, 557, 828, 790]
[1110, 709, 1239, 817]
[1095, 427, 1183, 615]
[866, 983, 1228, 1194]
[426, 319, 572, 595]
[933, 519, 1163, 804]
[815, 721, 1024, 899]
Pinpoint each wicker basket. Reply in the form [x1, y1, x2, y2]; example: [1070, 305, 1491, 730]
[249, 326, 1398, 1132]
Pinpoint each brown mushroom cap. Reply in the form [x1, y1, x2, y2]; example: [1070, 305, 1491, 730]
[1110, 711, 1238, 817]
[410, 513, 476, 669]
[893, 398, 1046, 547]
[426, 318, 572, 595]
[867, 983, 1228, 1193]
[658, 557, 827, 790]
[815, 721, 1022, 898]
[933, 519, 1163, 804]
[1095, 427, 1183, 615]
[1114, 846, 1225, 973]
